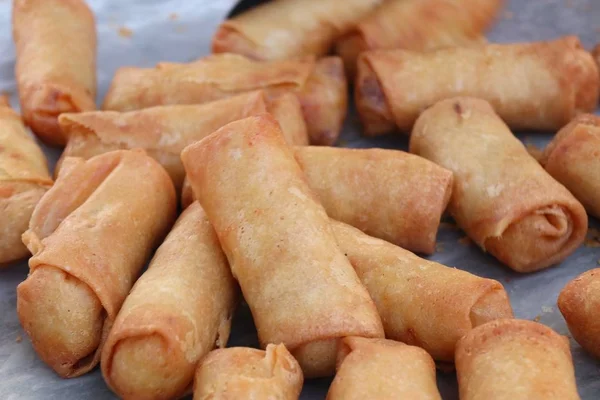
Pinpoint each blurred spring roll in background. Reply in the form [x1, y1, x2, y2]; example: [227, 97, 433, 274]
[541, 114, 600, 218]
[58, 91, 308, 190]
[410, 97, 588, 272]
[456, 319, 579, 400]
[356, 36, 599, 135]
[336, 0, 501, 77]
[212, 0, 382, 61]
[332, 220, 513, 362]
[103, 54, 347, 145]
[183, 147, 453, 254]
[558, 269, 600, 359]
[181, 115, 384, 378]
[101, 202, 237, 400]
[0, 96, 52, 265]
[13, 0, 97, 146]
[593, 43, 600, 76]
[193, 345, 303, 400]
[327, 337, 441, 400]
[17, 150, 176, 378]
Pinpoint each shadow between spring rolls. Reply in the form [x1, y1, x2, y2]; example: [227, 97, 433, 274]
[181, 114, 384, 378]
[17, 150, 176, 378]
[410, 97, 588, 272]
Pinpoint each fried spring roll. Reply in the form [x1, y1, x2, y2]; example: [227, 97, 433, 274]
[183, 146, 453, 254]
[356, 36, 599, 135]
[558, 269, 600, 359]
[181, 114, 384, 378]
[193, 345, 303, 400]
[540, 114, 600, 218]
[331, 220, 513, 362]
[103, 54, 347, 145]
[592, 43, 600, 78]
[336, 0, 500, 77]
[101, 202, 237, 400]
[13, 0, 97, 146]
[410, 97, 588, 272]
[0, 96, 52, 265]
[58, 91, 308, 190]
[456, 319, 579, 400]
[327, 337, 441, 400]
[212, 0, 382, 61]
[17, 150, 176, 378]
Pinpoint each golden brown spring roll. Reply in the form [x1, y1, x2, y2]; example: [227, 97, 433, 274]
[332, 220, 513, 362]
[17, 150, 176, 378]
[456, 319, 579, 400]
[193, 344, 303, 400]
[0, 96, 52, 265]
[357, 36, 599, 135]
[336, 0, 500, 77]
[181, 114, 384, 378]
[212, 0, 382, 61]
[103, 54, 347, 145]
[541, 114, 600, 218]
[58, 91, 308, 190]
[183, 146, 453, 254]
[558, 269, 600, 359]
[101, 202, 237, 400]
[592, 43, 600, 79]
[410, 97, 588, 272]
[327, 337, 441, 400]
[13, 0, 97, 146]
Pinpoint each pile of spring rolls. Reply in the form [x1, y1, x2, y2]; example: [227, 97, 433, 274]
[3, 0, 600, 399]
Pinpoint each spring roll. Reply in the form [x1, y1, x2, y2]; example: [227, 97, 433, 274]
[356, 36, 599, 135]
[193, 344, 303, 400]
[12, 0, 97, 146]
[327, 337, 441, 400]
[410, 97, 588, 272]
[593, 43, 600, 77]
[558, 269, 600, 359]
[181, 114, 384, 378]
[101, 202, 237, 400]
[58, 91, 308, 191]
[336, 0, 500, 77]
[0, 96, 52, 265]
[103, 54, 347, 146]
[456, 319, 579, 400]
[183, 146, 453, 253]
[17, 150, 176, 378]
[540, 114, 600, 218]
[331, 220, 513, 362]
[212, 0, 382, 61]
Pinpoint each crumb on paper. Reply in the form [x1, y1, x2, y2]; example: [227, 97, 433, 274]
[584, 228, 600, 248]
[504, 277, 512, 283]
[175, 25, 187, 34]
[504, 11, 514, 19]
[169, 13, 178, 20]
[533, 315, 541, 322]
[118, 26, 133, 38]
[525, 143, 543, 162]
[541, 306, 553, 313]
[15, 335, 22, 343]
[458, 236, 472, 246]
[436, 243, 444, 252]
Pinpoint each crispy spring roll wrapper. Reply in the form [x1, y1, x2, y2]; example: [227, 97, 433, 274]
[193, 344, 303, 400]
[0, 96, 52, 265]
[356, 36, 599, 135]
[558, 269, 600, 359]
[456, 319, 579, 400]
[181, 114, 384, 378]
[101, 202, 237, 400]
[212, 0, 382, 61]
[327, 337, 441, 400]
[58, 91, 308, 190]
[593, 44, 600, 78]
[540, 114, 600, 218]
[336, 0, 500, 77]
[410, 97, 588, 272]
[13, 0, 97, 146]
[17, 150, 176, 378]
[331, 220, 513, 362]
[183, 146, 453, 253]
[103, 54, 347, 145]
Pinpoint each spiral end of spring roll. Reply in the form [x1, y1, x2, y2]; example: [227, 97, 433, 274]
[212, 24, 264, 61]
[16, 266, 106, 377]
[355, 54, 395, 136]
[469, 286, 514, 327]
